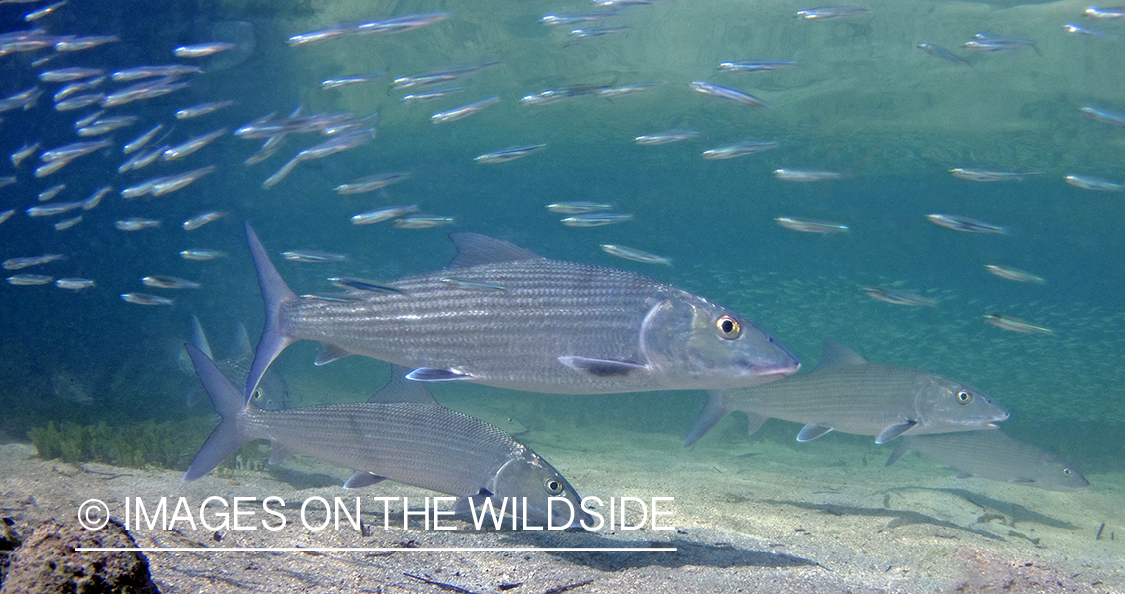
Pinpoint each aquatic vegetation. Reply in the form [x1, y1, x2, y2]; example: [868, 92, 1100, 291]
[27, 419, 264, 473]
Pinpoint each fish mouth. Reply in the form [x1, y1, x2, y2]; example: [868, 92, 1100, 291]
[751, 360, 801, 378]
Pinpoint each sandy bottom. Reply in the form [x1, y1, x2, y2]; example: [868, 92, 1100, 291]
[2, 416, 1122, 594]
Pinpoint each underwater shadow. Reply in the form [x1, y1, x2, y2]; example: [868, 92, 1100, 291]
[880, 486, 1079, 530]
[496, 531, 819, 572]
[761, 499, 1007, 541]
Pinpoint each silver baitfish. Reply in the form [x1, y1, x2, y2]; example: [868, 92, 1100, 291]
[775, 217, 849, 234]
[689, 81, 769, 108]
[984, 265, 1045, 284]
[983, 314, 1052, 335]
[188, 315, 288, 411]
[886, 430, 1088, 491]
[634, 130, 697, 145]
[474, 143, 546, 164]
[183, 345, 590, 529]
[242, 223, 800, 399]
[684, 338, 1009, 447]
[702, 141, 778, 160]
[926, 213, 1007, 234]
[600, 244, 671, 265]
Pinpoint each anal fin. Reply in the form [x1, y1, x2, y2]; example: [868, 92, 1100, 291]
[314, 343, 351, 366]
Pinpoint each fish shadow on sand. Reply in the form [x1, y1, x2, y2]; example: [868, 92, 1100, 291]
[761, 499, 1006, 541]
[496, 531, 818, 572]
[263, 467, 347, 490]
[880, 487, 1079, 530]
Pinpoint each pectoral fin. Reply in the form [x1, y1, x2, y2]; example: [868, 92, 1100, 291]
[343, 471, 386, 489]
[454, 488, 494, 514]
[314, 344, 351, 366]
[797, 424, 833, 442]
[406, 367, 475, 382]
[558, 356, 648, 377]
[683, 391, 730, 447]
[875, 420, 918, 444]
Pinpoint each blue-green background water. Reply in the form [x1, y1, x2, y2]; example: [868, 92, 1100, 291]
[1, 0, 1123, 484]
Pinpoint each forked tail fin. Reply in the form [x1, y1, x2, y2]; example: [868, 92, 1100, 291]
[244, 222, 298, 405]
[183, 343, 251, 481]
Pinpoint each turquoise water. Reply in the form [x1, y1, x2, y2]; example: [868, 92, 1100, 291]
[1, 0, 1122, 509]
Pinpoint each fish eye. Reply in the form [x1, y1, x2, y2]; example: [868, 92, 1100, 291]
[544, 478, 564, 496]
[1063, 468, 1072, 476]
[956, 390, 971, 404]
[715, 315, 742, 340]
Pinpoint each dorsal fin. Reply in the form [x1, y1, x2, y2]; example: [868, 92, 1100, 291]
[232, 321, 253, 359]
[813, 337, 868, 372]
[189, 314, 213, 359]
[448, 232, 541, 269]
[367, 365, 438, 404]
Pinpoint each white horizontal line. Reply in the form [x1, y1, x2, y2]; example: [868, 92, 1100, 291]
[77, 547, 677, 553]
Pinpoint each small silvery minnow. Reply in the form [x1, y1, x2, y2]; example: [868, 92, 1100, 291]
[111, 65, 203, 81]
[38, 67, 103, 82]
[635, 130, 697, 145]
[886, 431, 1088, 492]
[862, 286, 936, 307]
[182, 347, 591, 529]
[55, 277, 94, 290]
[983, 314, 1052, 334]
[37, 183, 65, 202]
[351, 205, 418, 225]
[391, 61, 499, 90]
[600, 244, 671, 265]
[916, 43, 968, 64]
[334, 171, 411, 195]
[1064, 174, 1123, 191]
[281, 250, 347, 263]
[795, 6, 870, 20]
[321, 72, 387, 89]
[123, 123, 165, 154]
[546, 202, 613, 214]
[3, 254, 64, 270]
[183, 211, 228, 231]
[717, 60, 794, 72]
[774, 169, 845, 182]
[173, 42, 236, 58]
[115, 218, 161, 231]
[53, 77, 105, 103]
[984, 264, 1045, 284]
[689, 81, 768, 108]
[926, 213, 1007, 234]
[180, 249, 227, 261]
[10, 142, 38, 167]
[240, 223, 799, 399]
[949, 168, 1023, 182]
[433, 96, 500, 124]
[775, 217, 849, 234]
[703, 140, 778, 159]
[8, 274, 53, 286]
[1063, 23, 1116, 39]
[77, 115, 138, 137]
[685, 338, 1008, 447]
[474, 144, 546, 164]
[120, 292, 174, 306]
[402, 87, 463, 104]
[54, 215, 81, 231]
[142, 275, 201, 290]
[1085, 6, 1125, 18]
[162, 128, 227, 160]
[394, 215, 455, 229]
[175, 100, 235, 120]
[561, 212, 633, 227]
[0, 209, 13, 225]
[24, 0, 67, 22]
[1080, 105, 1125, 126]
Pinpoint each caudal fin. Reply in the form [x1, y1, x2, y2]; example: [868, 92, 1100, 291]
[183, 343, 251, 481]
[244, 222, 298, 404]
[683, 390, 731, 447]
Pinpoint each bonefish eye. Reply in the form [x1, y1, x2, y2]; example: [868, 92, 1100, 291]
[956, 391, 971, 404]
[544, 478, 564, 495]
[716, 315, 742, 340]
[1063, 468, 1072, 476]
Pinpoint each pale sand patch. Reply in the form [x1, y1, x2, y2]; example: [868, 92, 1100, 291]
[1, 424, 1121, 593]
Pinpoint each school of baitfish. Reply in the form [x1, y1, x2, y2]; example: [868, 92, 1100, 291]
[0, 0, 1096, 531]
